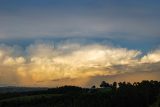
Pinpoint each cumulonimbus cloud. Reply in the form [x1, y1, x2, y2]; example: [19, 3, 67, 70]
[0, 40, 160, 87]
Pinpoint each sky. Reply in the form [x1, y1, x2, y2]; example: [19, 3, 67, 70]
[0, 0, 160, 87]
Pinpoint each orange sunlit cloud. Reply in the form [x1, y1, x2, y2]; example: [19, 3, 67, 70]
[0, 41, 160, 87]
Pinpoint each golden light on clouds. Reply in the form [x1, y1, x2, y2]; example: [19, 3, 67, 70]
[141, 50, 160, 63]
[0, 41, 160, 87]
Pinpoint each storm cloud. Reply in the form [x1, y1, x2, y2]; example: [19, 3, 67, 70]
[0, 40, 159, 87]
[0, 0, 160, 87]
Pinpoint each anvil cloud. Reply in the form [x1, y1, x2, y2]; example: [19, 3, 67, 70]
[0, 0, 160, 87]
[0, 41, 159, 87]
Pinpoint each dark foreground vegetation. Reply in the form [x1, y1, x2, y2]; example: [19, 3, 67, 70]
[0, 80, 160, 107]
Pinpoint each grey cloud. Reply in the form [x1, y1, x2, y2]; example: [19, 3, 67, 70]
[0, 1, 160, 41]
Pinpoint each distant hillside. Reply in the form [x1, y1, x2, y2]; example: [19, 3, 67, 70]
[0, 80, 159, 107]
[0, 86, 48, 93]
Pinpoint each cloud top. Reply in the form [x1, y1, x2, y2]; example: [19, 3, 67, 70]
[0, 40, 159, 87]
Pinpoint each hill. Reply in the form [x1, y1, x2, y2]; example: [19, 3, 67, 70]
[0, 80, 159, 107]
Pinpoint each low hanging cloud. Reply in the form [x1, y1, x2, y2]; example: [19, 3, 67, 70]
[0, 41, 160, 87]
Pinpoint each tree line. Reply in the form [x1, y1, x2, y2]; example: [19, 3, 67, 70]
[0, 80, 160, 107]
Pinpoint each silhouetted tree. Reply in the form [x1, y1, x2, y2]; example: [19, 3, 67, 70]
[91, 85, 96, 89]
[0, 80, 160, 107]
[100, 81, 110, 88]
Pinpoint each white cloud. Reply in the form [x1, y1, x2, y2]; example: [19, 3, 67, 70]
[141, 49, 160, 63]
[0, 41, 159, 87]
